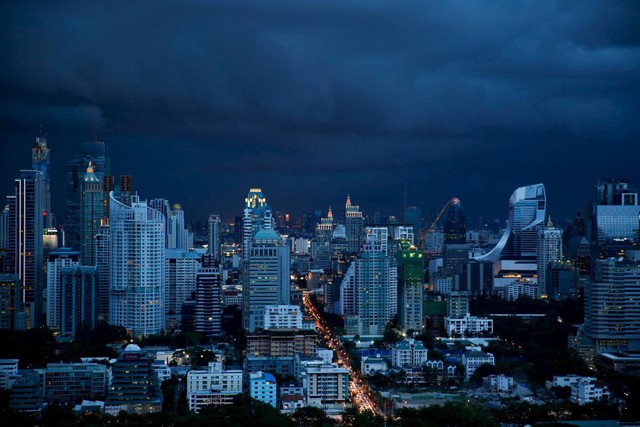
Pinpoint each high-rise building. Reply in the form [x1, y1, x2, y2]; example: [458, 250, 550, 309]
[477, 184, 546, 263]
[339, 263, 356, 316]
[167, 204, 190, 250]
[585, 257, 640, 353]
[244, 230, 290, 332]
[444, 198, 466, 245]
[13, 170, 44, 328]
[242, 188, 274, 259]
[194, 255, 222, 336]
[315, 207, 334, 246]
[345, 195, 364, 253]
[60, 265, 97, 338]
[165, 249, 201, 332]
[537, 217, 563, 296]
[149, 198, 170, 246]
[47, 248, 81, 331]
[109, 193, 165, 338]
[207, 214, 222, 262]
[404, 206, 422, 232]
[32, 136, 52, 228]
[355, 227, 397, 336]
[80, 163, 103, 266]
[397, 242, 423, 332]
[591, 179, 639, 244]
[95, 223, 110, 321]
[65, 140, 108, 251]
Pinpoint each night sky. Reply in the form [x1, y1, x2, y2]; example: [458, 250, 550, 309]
[1, 1, 639, 224]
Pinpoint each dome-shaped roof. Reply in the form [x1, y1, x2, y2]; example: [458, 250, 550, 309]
[124, 343, 141, 352]
[253, 230, 280, 241]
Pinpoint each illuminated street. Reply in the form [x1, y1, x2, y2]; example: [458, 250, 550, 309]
[303, 293, 384, 418]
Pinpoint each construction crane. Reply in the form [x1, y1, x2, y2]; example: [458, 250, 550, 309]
[419, 198, 459, 253]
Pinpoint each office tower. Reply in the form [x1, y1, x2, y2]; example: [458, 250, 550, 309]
[207, 214, 221, 261]
[0, 203, 9, 251]
[397, 242, 423, 332]
[194, 255, 222, 336]
[32, 136, 53, 228]
[591, 179, 640, 244]
[315, 207, 334, 246]
[165, 249, 201, 332]
[585, 257, 640, 353]
[242, 188, 274, 259]
[355, 227, 397, 336]
[244, 230, 290, 331]
[47, 248, 81, 330]
[106, 344, 161, 414]
[0, 274, 19, 330]
[65, 140, 108, 251]
[109, 193, 165, 338]
[459, 260, 494, 296]
[14, 170, 44, 328]
[444, 199, 466, 244]
[477, 184, 546, 263]
[537, 217, 563, 295]
[345, 195, 364, 253]
[60, 265, 97, 338]
[118, 175, 133, 206]
[79, 163, 102, 265]
[95, 224, 110, 321]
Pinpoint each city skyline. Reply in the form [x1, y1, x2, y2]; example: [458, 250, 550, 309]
[1, 1, 639, 222]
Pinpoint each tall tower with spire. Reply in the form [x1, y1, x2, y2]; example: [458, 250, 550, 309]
[345, 195, 364, 253]
[242, 188, 274, 259]
[537, 216, 563, 296]
[32, 133, 52, 228]
[315, 207, 334, 245]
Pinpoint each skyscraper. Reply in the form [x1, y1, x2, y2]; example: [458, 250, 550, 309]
[80, 163, 103, 266]
[315, 207, 334, 246]
[95, 223, 110, 321]
[443, 198, 466, 245]
[165, 249, 201, 332]
[194, 255, 222, 336]
[585, 257, 640, 353]
[60, 265, 97, 338]
[65, 140, 108, 251]
[345, 195, 364, 253]
[47, 248, 81, 331]
[477, 184, 546, 263]
[242, 188, 274, 259]
[244, 230, 290, 331]
[207, 214, 222, 262]
[31, 136, 52, 227]
[356, 227, 397, 336]
[109, 193, 165, 338]
[397, 242, 423, 332]
[591, 179, 639, 244]
[13, 170, 44, 328]
[537, 217, 563, 296]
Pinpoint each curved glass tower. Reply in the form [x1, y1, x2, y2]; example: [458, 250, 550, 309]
[477, 184, 546, 263]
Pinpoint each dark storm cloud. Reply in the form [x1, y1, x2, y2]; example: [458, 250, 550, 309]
[1, 0, 639, 222]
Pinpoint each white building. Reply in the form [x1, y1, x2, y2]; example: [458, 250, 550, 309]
[462, 351, 495, 380]
[302, 364, 350, 412]
[361, 357, 388, 375]
[339, 263, 356, 316]
[392, 339, 428, 368]
[445, 315, 494, 337]
[504, 280, 539, 301]
[250, 371, 277, 408]
[571, 378, 610, 405]
[483, 374, 514, 392]
[537, 218, 563, 295]
[263, 305, 303, 330]
[186, 361, 243, 413]
[109, 193, 165, 337]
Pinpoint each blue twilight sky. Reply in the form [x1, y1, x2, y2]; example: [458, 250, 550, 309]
[0, 1, 639, 224]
